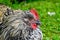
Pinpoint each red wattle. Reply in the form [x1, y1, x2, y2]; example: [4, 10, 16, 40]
[31, 23, 37, 30]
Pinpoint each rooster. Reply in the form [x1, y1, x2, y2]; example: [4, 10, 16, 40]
[0, 8, 42, 40]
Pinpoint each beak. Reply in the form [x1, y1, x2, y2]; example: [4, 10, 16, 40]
[36, 20, 41, 25]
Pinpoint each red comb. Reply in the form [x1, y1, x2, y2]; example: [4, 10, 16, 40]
[30, 8, 39, 20]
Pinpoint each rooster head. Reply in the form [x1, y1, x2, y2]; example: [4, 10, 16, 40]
[30, 8, 40, 30]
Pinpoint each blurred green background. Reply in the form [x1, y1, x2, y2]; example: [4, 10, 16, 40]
[0, 0, 60, 40]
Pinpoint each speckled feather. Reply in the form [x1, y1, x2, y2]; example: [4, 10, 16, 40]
[0, 9, 42, 40]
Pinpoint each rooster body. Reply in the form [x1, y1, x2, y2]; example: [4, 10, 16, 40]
[0, 8, 42, 40]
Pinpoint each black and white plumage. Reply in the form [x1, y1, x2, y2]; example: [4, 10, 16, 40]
[0, 9, 43, 40]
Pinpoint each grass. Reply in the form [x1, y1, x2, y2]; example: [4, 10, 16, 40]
[0, 0, 60, 40]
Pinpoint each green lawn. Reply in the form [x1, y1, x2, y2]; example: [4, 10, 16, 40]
[0, 0, 60, 40]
